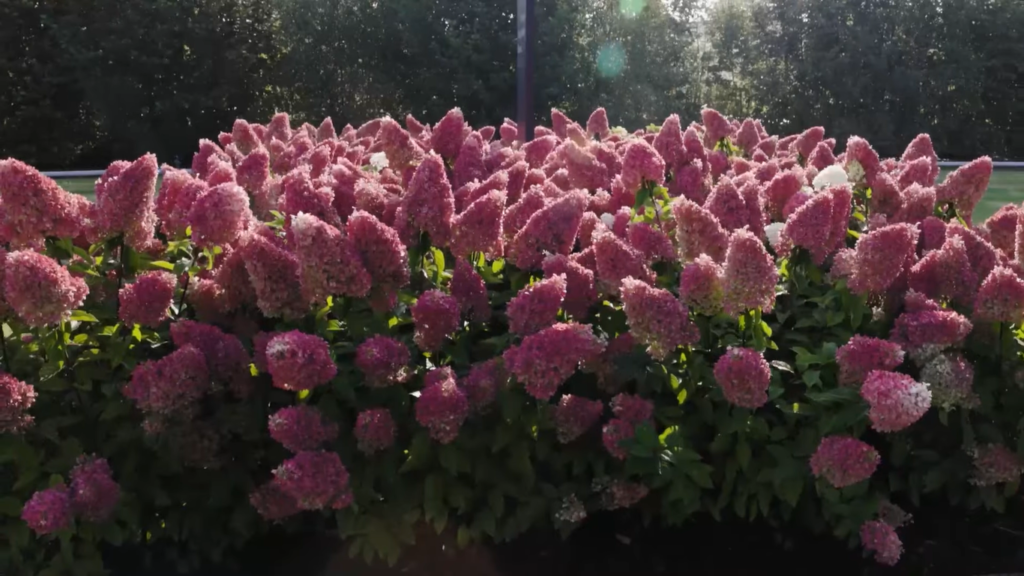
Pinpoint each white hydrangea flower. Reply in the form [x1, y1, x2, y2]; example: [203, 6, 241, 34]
[600, 213, 616, 228]
[764, 222, 784, 249]
[812, 164, 848, 190]
[369, 152, 389, 172]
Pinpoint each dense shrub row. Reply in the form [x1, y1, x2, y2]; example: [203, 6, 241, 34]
[0, 105, 1018, 575]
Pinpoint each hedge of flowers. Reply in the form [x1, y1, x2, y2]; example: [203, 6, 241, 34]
[0, 104, 1020, 574]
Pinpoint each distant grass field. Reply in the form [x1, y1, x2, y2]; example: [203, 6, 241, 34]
[52, 169, 1024, 223]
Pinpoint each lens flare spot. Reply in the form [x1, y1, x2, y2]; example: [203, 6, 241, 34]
[596, 42, 626, 78]
[619, 0, 646, 17]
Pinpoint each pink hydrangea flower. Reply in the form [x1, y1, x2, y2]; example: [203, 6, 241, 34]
[289, 212, 372, 303]
[453, 132, 487, 189]
[265, 331, 336, 391]
[265, 113, 293, 143]
[231, 119, 261, 155]
[503, 323, 605, 400]
[626, 221, 675, 263]
[347, 210, 410, 294]
[0, 159, 90, 246]
[272, 450, 352, 510]
[982, 204, 1020, 258]
[704, 178, 748, 232]
[250, 482, 300, 521]
[239, 231, 307, 319]
[860, 371, 931, 433]
[212, 248, 256, 312]
[861, 520, 902, 566]
[671, 197, 729, 263]
[507, 190, 589, 269]
[920, 353, 978, 410]
[415, 367, 469, 443]
[449, 259, 490, 322]
[920, 216, 947, 253]
[507, 275, 566, 336]
[779, 186, 850, 265]
[554, 395, 604, 443]
[610, 393, 655, 424]
[522, 136, 559, 168]
[907, 235, 977, 306]
[843, 136, 881, 184]
[701, 108, 733, 144]
[21, 485, 72, 536]
[897, 157, 936, 190]
[460, 358, 506, 412]
[734, 119, 761, 155]
[4, 250, 88, 327]
[169, 320, 253, 398]
[763, 171, 803, 220]
[652, 114, 684, 166]
[450, 189, 506, 259]
[891, 297, 972, 364]
[602, 480, 649, 510]
[713, 347, 771, 409]
[94, 154, 159, 250]
[974, 266, 1024, 323]
[280, 169, 340, 228]
[810, 436, 880, 488]
[721, 229, 778, 315]
[971, 444, 1024, 486]
[946, 224, 1001, 285]
[901, 134, 939, 184]
[316, 117, 336, 142]
[269, 406, 339, 453]
[355, 408, 397, 454]
[679, 254, 725, 316]
[846, 223, 919, 296]
[620, 140, 666, 192]
[586, 108, 610, 138]
[355, 336, 410, 387]
[188, 184, 253, 248]
[412, 290, 460, 352]
[376, 118, 423, 172]
[808, 141, 837, 171]
[542, 254, 597, 320]
[119, 271, 176, 327]
[602, 418, 635, 460]
[431, 108, 469, 159]
[793, 126, 825, 159]
[836, 336, 904, 387]
[156, 168, 206, 237]
[936, 156, 993, 224]
[562, 141, 610, 191]
[125, 345, 210, 415]
[893, 182, 936, 225]
[397, 153, 455, 244]
[69, 456, 120, 522]
[620, 277, 698, 360]
[593, 230, 655, 294]
[0, 373, 36, 433]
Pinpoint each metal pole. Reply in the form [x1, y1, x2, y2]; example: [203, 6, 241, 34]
[516, 0, 536, 143]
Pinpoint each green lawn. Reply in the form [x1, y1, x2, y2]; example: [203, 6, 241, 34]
[53, 169, 1024, 223]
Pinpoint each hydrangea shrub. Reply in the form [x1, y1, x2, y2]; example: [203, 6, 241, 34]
[0, 107, 1019, 573]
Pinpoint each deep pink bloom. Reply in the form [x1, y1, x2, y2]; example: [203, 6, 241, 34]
[807, 142, 837, 171]
[21, 486, 72, 535]
[861, 371, 931, 432]
[907, 235, 977, 305]
[522, 136, 559, 168]
[503, 323, 605, 400]
[355, 335, 410, 387]
[602, 480, 649, 510]
[188, 184, 252, 248]
[620, 277, 698, 360]
[431, 108, 469, 159]
[611, 393, 655, 424]
[355, 408, 396, 454]
[562, 141, 610, 191]
[4, 250, 88, 327]
[602, 418, 635, 459]
[232, 119, 262, 155]
[446, 259, 489, 322]
[892, 183, 936, 225]
[897, 157, 935, 190]
[836, 336, 904, 387]
[671, 197, 729, 263]
[920, 216, 947, 253]
[453, 132, 487, 189]
[508, 190, 588, 269]
[861, 521, 902, 566]
[507, 275, 566, 336]
[721, 229, 778, 315]
[376, 118, 423, 172]
[670, 162, 711, 204]
[974, 266, 1024, 323]
[204, 158, 236, 187]
[779, 186, 846, 265]
[272, 450, 352, 510]
[265, 113, 293, 143]
[620, 140, 666, 191]
[125, 345, 210, 414]
[982, 204, 1021, 258]
[627, 222, 675, 263]
[946, 224, 1001, 285]
[920, 353, 978, 410]
[415, 367, 469, 443]
[412, 290, 460, 352]
[269, 406, 339, 453]
[94, 154, 159, 250]
[239, 232, 307, 319]
[119, 271, 176, 327]
[265, 331, 336, 391]
[554, 395, 604, 443]
[0, 373, 36, 433]
[450, 189, 506, 259]
[347, 210, 410, 294]
[460, 358, 506, 412]
[69, 456, 120, 522]
[458, 170, 509, 211]
[971, 444, 1024, 486]
[701, 108, 733, 144]
[651, 114, 684, 167]
[398, 153, 455, 244]
[843, 137, 881, 184]
[213, 248, 256, 312]
[250, 481, 300, 521]
[713, 347, 771, 409]
[901, 134, 939, 185]
[289, 212, 372, 303]
[794, 126, 825, 159]
[739, 180, 767, 238]
[764, 171, 803, 221]
[280, 169, 340, 228]
[936, 156, 993, 224]
[891, 302, 972, 364]
[704, 178, 748, 232]
[846, 223, 919, 296]
[502, 188, 548, 244]
[810, 436, 880, 488]
[169, 320, 253, 398]
[586, 107, 610, 138]
[679, 254, 725, 316]
[593, 230, 655, 294]
[542, 254, 597, 320]
[317, 117, 336, 142]
[155, 167, 206, 237]
[735, 119, 761, 155]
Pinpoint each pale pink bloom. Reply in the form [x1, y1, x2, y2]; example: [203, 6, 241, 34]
[721, 229, 778, 315]
[620, 277, 698, 360]
[810, 436, 880, 488]
[861, 371, 931, 432]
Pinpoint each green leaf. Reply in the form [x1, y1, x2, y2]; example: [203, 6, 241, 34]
[801, 370, 821, 388]
[736, 439, 751, 471]
[456, 526, 471, 548]
[145, 260, 176, 272]
[0, 496, 22, 517]
[69, 310, 99, 323]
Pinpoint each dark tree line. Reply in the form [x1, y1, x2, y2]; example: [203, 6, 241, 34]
[1, 0, 1021, 169]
